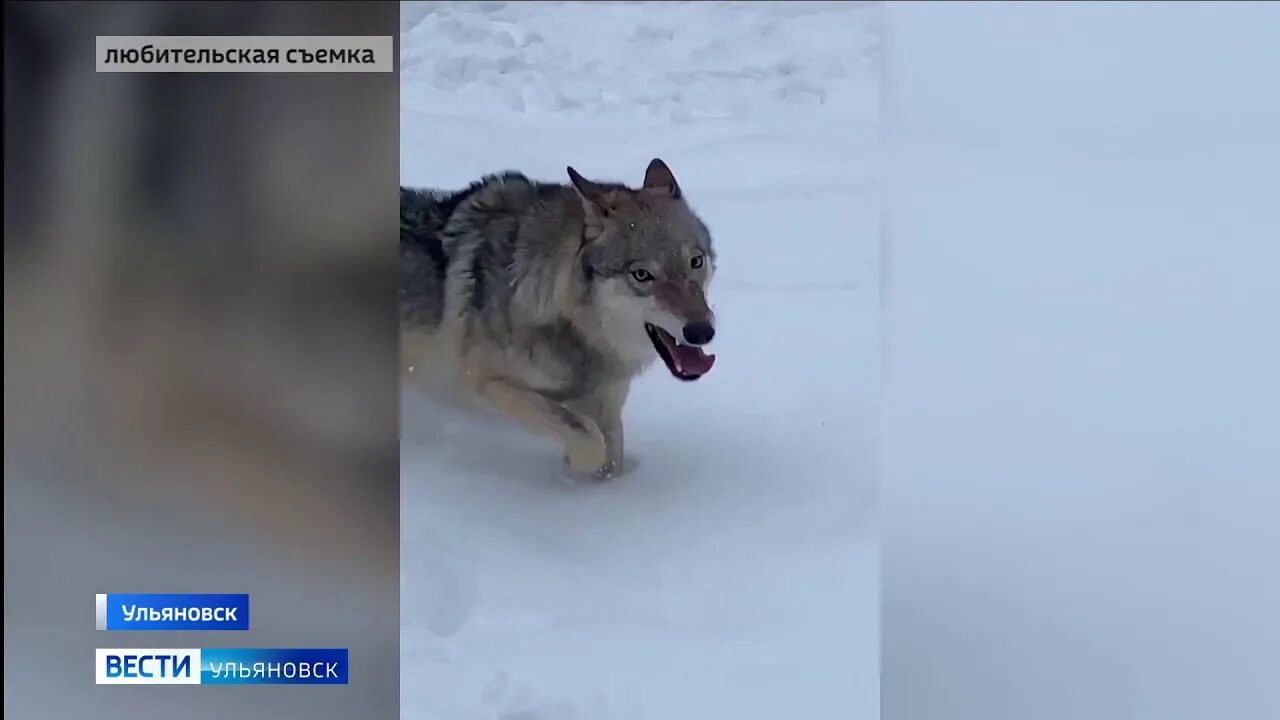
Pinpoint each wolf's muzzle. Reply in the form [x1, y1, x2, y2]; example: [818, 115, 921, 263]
[682, 321, 715, 346]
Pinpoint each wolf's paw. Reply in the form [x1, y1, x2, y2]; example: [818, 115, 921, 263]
[560, 459, 611, 484]
[559, 455, 639, 483]
[558, 460, 615, 483]
[604, 455, 640, 478]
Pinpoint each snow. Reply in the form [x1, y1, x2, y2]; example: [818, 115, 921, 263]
[881, 4, 1280, 720]
[398, 2, 880, 719]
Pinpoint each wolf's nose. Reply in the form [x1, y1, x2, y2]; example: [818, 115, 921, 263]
[682, 321, 715, 346]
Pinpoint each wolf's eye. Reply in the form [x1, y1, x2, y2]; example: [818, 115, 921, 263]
[690, 255, 705, 269]
[631, 268, 654, 283]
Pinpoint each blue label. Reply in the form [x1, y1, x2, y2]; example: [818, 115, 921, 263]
[199, 648, 349, 685]
[98, 593, 250, 631]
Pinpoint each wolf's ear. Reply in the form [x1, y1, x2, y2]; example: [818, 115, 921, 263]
[642, 158, 681, 199]
[567, 166, 613, 216]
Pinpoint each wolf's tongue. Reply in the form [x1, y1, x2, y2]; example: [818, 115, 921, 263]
[673, 345, 716, 376]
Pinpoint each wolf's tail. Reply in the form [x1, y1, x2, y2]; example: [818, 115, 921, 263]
[400, 186, 452, 253]
[399, 187, 455, 327]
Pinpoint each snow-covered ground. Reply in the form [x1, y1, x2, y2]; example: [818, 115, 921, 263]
[398, 2, 880, 719]
[881, 4, 1280, 719]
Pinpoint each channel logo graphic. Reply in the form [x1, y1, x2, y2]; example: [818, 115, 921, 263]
[95, 649, 201, 685]
[95, 648, 348, 685]
[96, 593, 249, 631]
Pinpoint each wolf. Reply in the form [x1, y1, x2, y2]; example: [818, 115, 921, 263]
[401, 158, 718, 480]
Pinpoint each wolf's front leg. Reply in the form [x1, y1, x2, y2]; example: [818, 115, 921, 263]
[599, 378, 631, 472]
[478, 379, 607, 474]
[569, 379, 633, 479]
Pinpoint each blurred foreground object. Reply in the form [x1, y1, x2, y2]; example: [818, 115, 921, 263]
[4, 3, 400, 718]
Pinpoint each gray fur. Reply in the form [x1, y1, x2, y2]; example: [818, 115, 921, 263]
[400, 159, 717, 480]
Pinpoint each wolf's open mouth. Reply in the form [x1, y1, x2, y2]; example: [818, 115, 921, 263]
[645, 323, 715, 381]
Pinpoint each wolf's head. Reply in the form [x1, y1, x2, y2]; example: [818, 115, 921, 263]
[568, 159, 717, 382]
